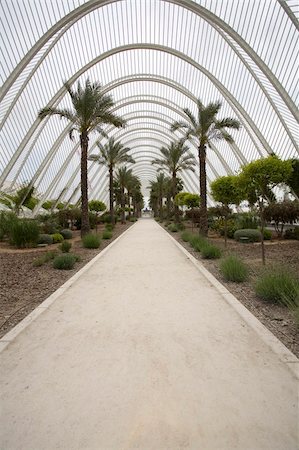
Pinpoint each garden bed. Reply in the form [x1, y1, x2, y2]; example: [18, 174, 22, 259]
[166, 223, 299, 358]
[0, 222, 132, 338]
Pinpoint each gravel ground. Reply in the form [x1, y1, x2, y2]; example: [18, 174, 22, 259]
[0, 223, 132, 338]
[168, 225, 299, 358]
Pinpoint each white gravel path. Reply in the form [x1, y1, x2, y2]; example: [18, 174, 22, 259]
[0, 218, 298, 450]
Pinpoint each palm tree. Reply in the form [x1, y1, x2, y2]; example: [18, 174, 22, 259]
[115, 166, 134, 223]
[152, 141, 196, 222]
[148, 173, 169, 220]
[89, 137, 135, 224]
[126, 175, 141, 218]
[171, 99, 240, 235]
[38, 79, 126, 236]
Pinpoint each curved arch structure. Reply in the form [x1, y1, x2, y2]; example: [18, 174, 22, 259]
[0, 0, 298, 212]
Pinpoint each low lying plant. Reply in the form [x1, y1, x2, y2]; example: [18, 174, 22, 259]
[33, 250, 57, 267]
[59, 241, 72, 253]
[53, 253, 76, 270]
[51, 233, 64, 244]
[82, 233, 101, 249]
[168, 223, 178, 232]
[189, 235, 207, 252]
[60, 229, 73, 240]
[234, 229, 262, 243]
[102, 230, 113, 239]
[200, 243, 221, 259]
[10, 219, 40, 248]
[181, 231, 192, 242]
[255, 267, 299, 304]
[220, 255, 248, 282]
[37, 234, 53, 245]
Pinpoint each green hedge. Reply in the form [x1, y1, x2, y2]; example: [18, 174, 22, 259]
[234, 229, 262, 243]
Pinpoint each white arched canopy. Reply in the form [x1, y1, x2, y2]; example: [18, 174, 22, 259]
[0, 0, 298, 208]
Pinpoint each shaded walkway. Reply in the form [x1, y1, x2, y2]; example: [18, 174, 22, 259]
[0, 219, 298, 450]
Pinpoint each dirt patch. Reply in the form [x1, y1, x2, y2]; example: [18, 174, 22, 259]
[0, 223, 132, 338]
[167, 224, 299, 358]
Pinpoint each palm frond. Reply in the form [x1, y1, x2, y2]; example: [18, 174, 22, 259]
[182, 108, 197, 128]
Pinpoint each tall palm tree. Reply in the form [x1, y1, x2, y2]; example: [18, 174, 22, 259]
[89, 137, 135, 224]
[38, 79, 126, 236]
[126, 175, 141, 218]
[148, 173, 169, 220]
[115, 166, 134, 223]
[171, 99, 240, 235]
[152, 141, 196, 222]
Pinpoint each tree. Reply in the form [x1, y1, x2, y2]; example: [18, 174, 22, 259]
[152, 141, 196, 222]
[88, 200, 106, 231]
[115, 167, 134, 223]
[175, 192, 200, 231]
[210, 175, 242, 246]
[38, 79, 126, 236]
[89, 137, 134, 224]
[171, 98, 240, 235]
[148, 173, 170, 219]
[263, 201, 299, 238]
[287, 159, 299, 198]
[237, 155, 293, 264]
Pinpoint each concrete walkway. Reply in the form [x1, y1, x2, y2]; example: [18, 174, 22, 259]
[0, 218, 298, 450]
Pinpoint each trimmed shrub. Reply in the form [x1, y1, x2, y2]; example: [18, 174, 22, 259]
[235, 213, 259, 230]
[105, 223, 114, 232]
[102, 230, 113, 239]
[60, 229, 73, 240]
[212, 218, 238, 239]
[10, 219, 40, 248]
[51, 233, 64, 243]
[37, 234, 53, 245]
[201, 243, 221, 259]
[130, 217, 138, 222]
[234, 229, 262, 243]
[41, 219, 59, 235]
[168, 223, 178, 232]
[255, 268, 299, 304]
[220, 255, 248, 282]
[59, 241, 72, 253]
[33, 250, 57, 267]
[82, 233, 101, 249]
[176, 222, 185, 231]
[53, 254, 76, 270]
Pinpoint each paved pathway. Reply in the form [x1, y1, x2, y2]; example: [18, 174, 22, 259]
[0, 219, 298, 450]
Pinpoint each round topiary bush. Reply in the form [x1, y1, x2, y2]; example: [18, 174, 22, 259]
[53, 254, 76, 270]
[82, 233, 101, 249]
[60, 229, 73, 239]
[37, 234, 54, 245]
[220, 255, 248, 282]
[234, 229, 262, 243]
[51, 233, 64, 243]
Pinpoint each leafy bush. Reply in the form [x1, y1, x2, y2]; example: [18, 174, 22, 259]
[41, 218, 59, 235]
[51, 233, 64, 243]
[284, 227, 299, 240]
[201, 243, 221, 259]
[0, 211, 18, 240]
[53, 254, 76, 270]
[102, 230, 112, 239]
[33, 250, 57, 267]
[220, 255, 248, 282]
[235, 212, 259, 230]
[185, 208, 201, 223]
[168, 223, 178, 232]
[130, 217, 138, 222]
[59, 241, 72, 253]
[60, 229, 73, 239]
[212, 218, 238, 239]
[255, 268, 299, 304]
[176, 222, 185, 231]
[82, 233, 101, 249]
[10, 219, 40, 248]
[181, 231, 192, 242]
[37, 234, 53, 245]
[234, 229, 262, 243]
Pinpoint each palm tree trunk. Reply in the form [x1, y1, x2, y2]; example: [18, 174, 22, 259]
[121, 188, 125, 223]
[80, 133, 90, 236]
[109, 167, 114, 225]
[199, 145, 208, 235]
[173, 172, 179, 223]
